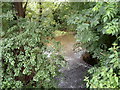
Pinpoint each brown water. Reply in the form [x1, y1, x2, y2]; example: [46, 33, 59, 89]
[55, 32, 76, 57]
[54, 32, 88, 66]
[53, 32, 91, 88]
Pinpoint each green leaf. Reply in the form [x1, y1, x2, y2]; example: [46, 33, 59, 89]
[109, 54, 114, 58]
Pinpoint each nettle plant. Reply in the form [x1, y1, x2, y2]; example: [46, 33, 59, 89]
[67, 2, 120, 88]
[1, 3, 65, 89]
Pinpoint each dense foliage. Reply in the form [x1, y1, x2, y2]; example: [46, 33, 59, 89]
[67, 2, 120, 88]
[1, 2, 65, 89]
[1, 1, 120, 89]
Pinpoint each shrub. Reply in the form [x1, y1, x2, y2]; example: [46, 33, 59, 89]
[67, 2, 120, 88]
[1, 3, 66, 89]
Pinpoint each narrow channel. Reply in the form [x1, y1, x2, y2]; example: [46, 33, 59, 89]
[53, 32, 91, 88]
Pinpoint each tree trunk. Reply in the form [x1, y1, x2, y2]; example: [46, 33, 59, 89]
[39, 2, 42, 22]
[13, 1, 28, 18]
[13, 2, 25, 18]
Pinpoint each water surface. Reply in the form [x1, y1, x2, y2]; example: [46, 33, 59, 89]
[53, 32, 91, 88]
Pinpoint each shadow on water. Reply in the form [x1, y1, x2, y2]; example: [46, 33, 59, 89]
[52, 32, 92, 88]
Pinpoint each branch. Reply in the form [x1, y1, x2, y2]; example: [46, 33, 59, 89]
[24, 0, 28, 10]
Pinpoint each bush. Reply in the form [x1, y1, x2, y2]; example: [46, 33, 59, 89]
[84, 43, 120, 88]
[1, 3, 66, 89]
[67, 2, 120, 88]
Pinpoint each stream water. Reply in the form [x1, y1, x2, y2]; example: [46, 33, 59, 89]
[53, 32, 91, 88]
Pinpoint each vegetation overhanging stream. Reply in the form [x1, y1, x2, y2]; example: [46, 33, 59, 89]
[1, 1, 119, 89]
[47, 31, 92, 88]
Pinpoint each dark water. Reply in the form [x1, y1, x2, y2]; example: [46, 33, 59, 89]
[53, 32, 91, 88]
